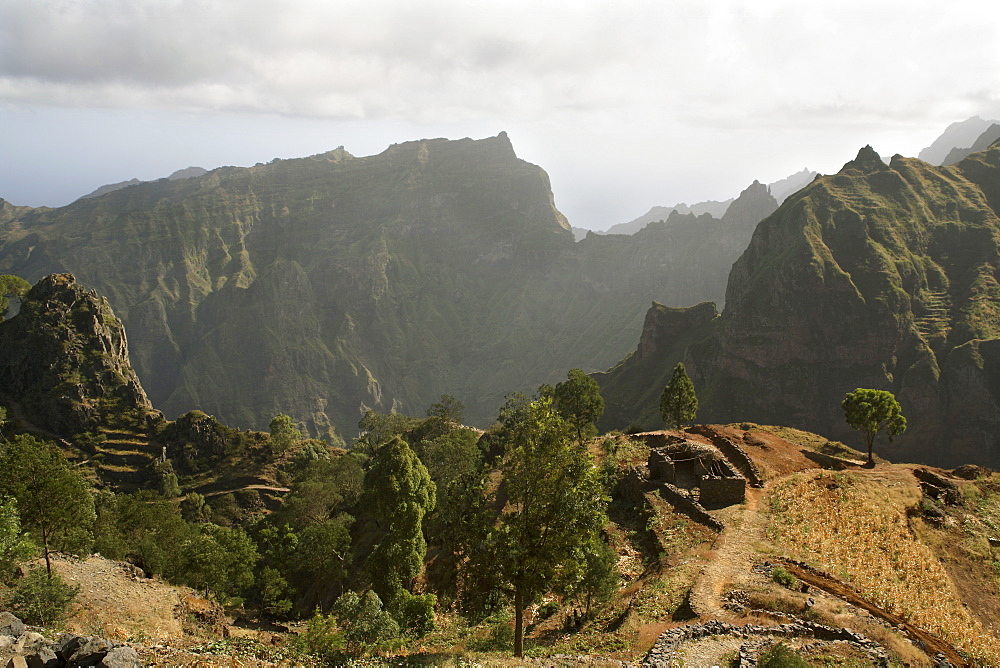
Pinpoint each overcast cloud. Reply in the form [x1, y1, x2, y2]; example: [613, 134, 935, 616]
[2, 0, 999, 229]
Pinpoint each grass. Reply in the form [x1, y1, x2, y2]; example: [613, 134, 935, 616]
[767, 470, 1000, 664]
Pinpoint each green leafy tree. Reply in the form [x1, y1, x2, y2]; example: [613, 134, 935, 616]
[177, 524, 258, 603]
[476, 397, 609, 657]
[3, 566, 79, 626]
[93, 490, 189, 576]
[353, 409, 416, 456]
[291, 515, 353, 604]
[269, 413, 301, 454]
[0, 274, 30, 320]
[841, 388, 907, 466]
[331, 590, 400, 654]
[419, 427, 482, 505]
[0, 498, 35, 580]
[362, 437, 436, 614]
[553, 368, 605, 443]
[0, 434, 95, 576]
[659, 362, 698, 429]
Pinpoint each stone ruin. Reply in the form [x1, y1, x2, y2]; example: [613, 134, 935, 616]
[647, 436, 746, 507]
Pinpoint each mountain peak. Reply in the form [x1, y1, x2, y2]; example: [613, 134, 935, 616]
[846, 145, 888, 172]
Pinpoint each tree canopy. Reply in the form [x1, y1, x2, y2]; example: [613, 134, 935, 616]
[841, 388, 906, 466]
[0, 434, 95, 576]
[659, 362, 698, 429]
[553, 368, 605, 443]
[473, 397, 608, 656]
[362, 437, 436, 611]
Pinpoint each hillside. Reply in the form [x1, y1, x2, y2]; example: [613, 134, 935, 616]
[6, 423, 994, 667]
[599, 142, 1000, 468]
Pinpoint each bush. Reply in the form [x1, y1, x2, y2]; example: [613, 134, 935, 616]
[770, 565, 797, 588]
[331, 590, 401, 654]
[395, 591, 436, 636]
[3, 567, 79, 626]
[758, 642, 810, 667]
[297, 610, 345, 661]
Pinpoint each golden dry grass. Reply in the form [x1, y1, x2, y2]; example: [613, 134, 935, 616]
[767, 470, 1000, 665]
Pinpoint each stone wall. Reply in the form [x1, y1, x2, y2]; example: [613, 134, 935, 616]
[700, 475, 746, 506]
[657, 482, 724, 532]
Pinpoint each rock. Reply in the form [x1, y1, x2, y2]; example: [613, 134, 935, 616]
[0, 636, 14, 650]
[66, 636, 111, 666]
[97, 646, 140, 668]
[14, 633, 45, 654]
[6, 656, 27, 668]
[24, 647, 59, 668]
[989, 537, 1000, 548]
[0, 612, 25, 638]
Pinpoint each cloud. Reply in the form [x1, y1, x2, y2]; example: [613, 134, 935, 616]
[2, 0, 998, 130]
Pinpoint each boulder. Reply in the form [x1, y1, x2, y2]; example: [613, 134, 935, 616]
[24, 647, 59, 668]
[0, 613, 25, 638]
[97, 646, 140, 668]
[65, 636, 111, 667]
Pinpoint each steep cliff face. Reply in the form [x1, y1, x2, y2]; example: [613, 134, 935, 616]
[0, 274, 154, 435]
[601, 144, 1000, 467]
[0, 134, 749, 436]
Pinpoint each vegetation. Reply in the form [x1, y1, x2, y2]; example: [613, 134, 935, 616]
[841, 388, 907, 465]
[0, 434, 96, 576]
[0, 274, 30, 319]
[552, 368, 606, 443]
[458, 396, 610, 657]
[768, 470, 1000, 663]
[659, 362, 698, 429]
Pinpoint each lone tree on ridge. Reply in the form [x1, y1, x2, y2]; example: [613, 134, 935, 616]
[660, 362, 698, 429]
[841, 388, 906, 466]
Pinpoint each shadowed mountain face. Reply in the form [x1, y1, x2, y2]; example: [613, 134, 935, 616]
[0, 274, 154, 436]
[599, 144, 1000, 468]
[0, 134, 764, 438]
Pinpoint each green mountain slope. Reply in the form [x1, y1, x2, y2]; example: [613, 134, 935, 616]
[0, 135, 772, 437]
[599, 144, 1000, 468]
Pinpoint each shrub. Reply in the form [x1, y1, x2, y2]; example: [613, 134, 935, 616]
[758, 642, 810, 667]
[395, 591, 436, 636]
[770, 565, 797, 588]
[3, 567, 79, 626]
[297, 610, 345, 661]
[331, 590, 401, 654]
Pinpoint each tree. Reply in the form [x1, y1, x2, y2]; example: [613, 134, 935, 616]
[0, 435, 95, 576]
[0, 498, 35, 580]
[553, 368, 605, 444]
[477, 397, 608, 657]
[362, 437, 435, 610]
[269, 413, 301, 454]
[0, 274, 30, 320]
[660, 362, 698, 429]
[841, 388, 907, 466]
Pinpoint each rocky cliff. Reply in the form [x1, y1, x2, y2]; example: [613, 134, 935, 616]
[600, 144, 1000, 468]
[0, 274, 154, 436]
[0, 134, 753, 437]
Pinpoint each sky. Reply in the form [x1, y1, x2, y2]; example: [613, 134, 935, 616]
[2, 0, 999, 231]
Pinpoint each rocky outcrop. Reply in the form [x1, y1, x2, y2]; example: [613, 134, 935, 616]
[601, 143, 1000, 468]
[0, 613, 140, 668]
[0, 274, 154, 436]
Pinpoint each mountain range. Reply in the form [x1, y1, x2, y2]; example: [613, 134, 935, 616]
[598, 142, 1000, 468]
[0, 133, 778, 440]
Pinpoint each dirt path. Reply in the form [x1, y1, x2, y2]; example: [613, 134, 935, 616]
[687, 487, 765, 618]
